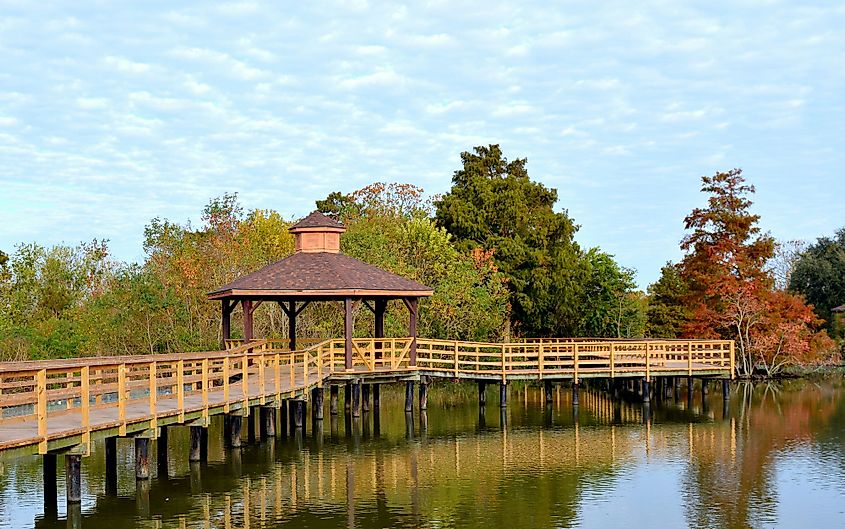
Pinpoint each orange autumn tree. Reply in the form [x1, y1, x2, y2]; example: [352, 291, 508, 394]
[678, 169, 834, 376]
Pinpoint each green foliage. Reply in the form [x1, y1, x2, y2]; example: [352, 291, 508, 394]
[789, 227, 845, 338]
[435, 144, 640, 338]
[646, 263, 690, 338]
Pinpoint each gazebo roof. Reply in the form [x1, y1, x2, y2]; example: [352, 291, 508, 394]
[208, 210, 433, 300]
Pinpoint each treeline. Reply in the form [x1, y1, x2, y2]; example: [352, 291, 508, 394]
[0, 145, 841, 375]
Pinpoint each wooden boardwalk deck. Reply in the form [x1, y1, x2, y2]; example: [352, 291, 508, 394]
[0, 337, 733, 458]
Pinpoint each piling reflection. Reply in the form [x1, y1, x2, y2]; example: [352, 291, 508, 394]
[7, 380, 845, 529]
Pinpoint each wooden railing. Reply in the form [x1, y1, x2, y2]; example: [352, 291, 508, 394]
[0, 337, 733, 454]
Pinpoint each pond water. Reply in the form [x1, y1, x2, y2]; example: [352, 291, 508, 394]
[1, 378, 844, 528]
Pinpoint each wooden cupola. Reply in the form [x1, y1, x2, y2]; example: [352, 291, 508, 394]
[289, 211, 346, 253]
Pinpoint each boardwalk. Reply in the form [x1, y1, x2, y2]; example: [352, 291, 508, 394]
[0, 337, 733, 458]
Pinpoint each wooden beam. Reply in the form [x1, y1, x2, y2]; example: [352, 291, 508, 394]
[406, 297, 418, 367]
[344, 298, 353, 370]
[288, 300, 296, 351]
[241, 300, 254, 342]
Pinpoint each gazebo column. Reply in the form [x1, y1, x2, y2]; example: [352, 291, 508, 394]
[404, 298, 418, 367]
[221, 299, 235, 349]
[288, 301, 296, 351]
[241, 300, 254, 342]
[344, 297, 354, 370]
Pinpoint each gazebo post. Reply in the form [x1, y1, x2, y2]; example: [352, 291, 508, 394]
[241, 300, 254, 342]
[221, 299, 234, 349]
[344, 297, 353, 370]
[288, 301, 296, 351]
[374, 299, 386, 360]
[405, 298, 418, 367]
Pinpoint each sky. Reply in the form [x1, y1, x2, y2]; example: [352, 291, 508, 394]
[1, 1, 843, 287]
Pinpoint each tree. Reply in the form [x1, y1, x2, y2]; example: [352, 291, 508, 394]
[676, 169, 835, 375]
[646, 263, 690, 338]
[434, 145, 586, 336]
[789, 227, 845, 338]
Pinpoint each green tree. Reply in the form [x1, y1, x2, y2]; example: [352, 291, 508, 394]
[789, 227, 845, 338]
[435, 145, 586, 336]
[646, 263, 690, 338]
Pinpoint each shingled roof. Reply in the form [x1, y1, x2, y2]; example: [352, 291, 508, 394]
[290, 211, 345, 230]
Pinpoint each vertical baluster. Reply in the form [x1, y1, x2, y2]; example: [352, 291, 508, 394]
[37, 369, 48, 454]
[118, 364, 127, 436]
[81, 366, 90, 454]
[149, 362, 157, 432]
[177, 359, 185, 423]
[223, 357, 230, 413]
[202, 358, 209, 422]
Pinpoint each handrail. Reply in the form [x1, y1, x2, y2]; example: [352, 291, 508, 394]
[0, 336, 733, 455]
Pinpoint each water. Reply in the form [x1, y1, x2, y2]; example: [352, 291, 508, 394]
[1, 379, 845, 528]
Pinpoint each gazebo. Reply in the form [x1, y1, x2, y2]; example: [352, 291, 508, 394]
[208, 211, 433, 369]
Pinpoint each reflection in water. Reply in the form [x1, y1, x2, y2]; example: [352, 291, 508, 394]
[1, 380, 844, 528]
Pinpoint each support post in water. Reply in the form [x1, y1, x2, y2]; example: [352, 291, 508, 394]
[419, 376, 428, 411]
[156, 426, 168, 477]
[362, 384, 371, 413]
[226, 414, 242, 448]
[261, 406, 276, 438]
[43, 453, 57, 516]
[352, 379, 362, 418]
[293, 400, 305, 429]
[105, 436, 117, 494]
[499, 381, 508, 408]
[345, 382, 352, 414]
[405, 381, 415, 412]
[572, 382, 580, 407]
[478, 381, 487, 406]
[373, 384, 381, 410]
[544, 380, 553, 404]
[247, 406, 259, 444]
[66, 454, 82, 504]
[313, 387, 325, 420]
[135, 437, 150, 480]
[722, 379, 730, 401]
[330, 385, 339, 415]
[642, 379, 650, 404]
[189, 426, 205, 462]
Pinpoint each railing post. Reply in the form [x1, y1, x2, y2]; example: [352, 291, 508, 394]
[290, 352, 295, 387]
[610, 343, 615, 378]
[149, 362, 157, 432]
[258, 353, 266, 405]
[538, 341, 544, 379]
[81, 366, 90, 454]
[223, 357, 230, 413]
[454, 340, 459, 377]
[37, 369, 48, 454]
[729, 341, 735, 379]
[177, 359, 185, 423]
[118, 363, 127, 436]
[687, 341, 693, 377]
[304, 349, 309, 382]
[645, 342, 651, 382]
[242, 354, 249, 408]
[274, 352, 281, 401]
[573, 343, 579, 384]
[501, 343, 506, 381]
[318, 345, 324, 380]
[202, 358, 209, 423]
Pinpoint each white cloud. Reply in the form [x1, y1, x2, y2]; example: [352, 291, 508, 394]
[103, 56, 152, 74]
[170, 47, 268, 81]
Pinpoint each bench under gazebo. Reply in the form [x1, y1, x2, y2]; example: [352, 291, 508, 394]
[208, 211, 433, 370]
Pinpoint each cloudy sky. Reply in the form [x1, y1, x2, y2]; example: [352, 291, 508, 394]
[1, 1, 842, 286]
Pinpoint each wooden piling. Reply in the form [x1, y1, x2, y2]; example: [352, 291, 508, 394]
[478, 381, 487, 406]
[313, 387, 325, 420]
[135, 437, 150, 480]
[261, 407, 276, 437]
[293, 400, 305, 429]
[66, 454, 82, 503]
[419, 376, 428, 411]
[572, 382, 580, 406]
[330, 385, 339, 415]
[279, 403, 288, 438]
[189, 426, 204, 462]
[352, 380, 362, 418]
[105, 436, 118, 494]
[544, 380, 553, 404]
[499, 381, 507, 408]
[362, 384, 370, 413]
[248, 406, 259, 444]
[373, 384, 380, 410]
[642, 380, 650, 403]
[344, 382, 352, 414]
[405, 381, 415, 412]
[226, 414, 243, 448]
[43, 453, 57, 513]
[156, 426, 168, 477]
[722, 379, 730, 401]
